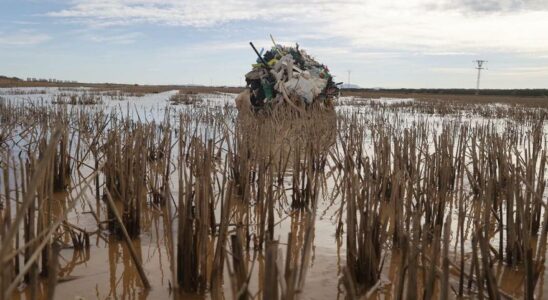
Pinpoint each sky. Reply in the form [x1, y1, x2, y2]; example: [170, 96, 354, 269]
[1, 0, 547, 88]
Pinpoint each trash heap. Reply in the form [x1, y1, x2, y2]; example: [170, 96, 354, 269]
[244, 42, 339, 110]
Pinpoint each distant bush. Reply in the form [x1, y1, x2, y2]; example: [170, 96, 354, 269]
[169, 91, 203, 105]
[52, 94, 103, 105]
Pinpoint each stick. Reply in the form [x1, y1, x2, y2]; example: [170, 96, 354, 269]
[250, 42, 271, 69]
[0, 130, 61, 259]
[104, 188, 151, 289]
[269, 34, 284, 57]
[3, 165, 103, 298]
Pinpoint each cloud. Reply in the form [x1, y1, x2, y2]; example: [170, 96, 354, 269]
[421, 51, 477, 56]
[430, 67, 473, 74]
[87, 32, 143, 44]
[0, 30, 50, 46]
[46, 0, 548, 55]
[438, 0, 548, 13]
[431, 65, 548, 79]
[495, 66, 548, 76]
[46, 0, 303, 27]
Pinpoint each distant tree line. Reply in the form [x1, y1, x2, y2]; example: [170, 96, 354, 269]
[0, 76, 23, 82]
[26, 78, 78, 84]
[343, 88, 548, 97]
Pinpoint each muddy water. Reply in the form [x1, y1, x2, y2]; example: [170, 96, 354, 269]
[3, 90, 548, 300]
[13, 175, 546, 300]
[12, 190, 344, 300]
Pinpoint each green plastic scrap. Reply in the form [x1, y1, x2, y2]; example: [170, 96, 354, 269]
[261, 79, 274, 100]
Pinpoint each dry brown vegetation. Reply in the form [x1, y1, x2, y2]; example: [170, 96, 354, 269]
[0, 78, 244, 95]
[51, 93, 103, 105]
[342, 90, 548, 108]
[0, 92, 547, 299]
[169, 90, 204, 105]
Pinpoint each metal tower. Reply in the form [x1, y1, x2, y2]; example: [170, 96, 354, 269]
[347, 70, 351, 87]
[474, 60, 487, 95]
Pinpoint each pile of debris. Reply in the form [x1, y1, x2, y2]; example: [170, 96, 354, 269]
[237, 37, 340, 112]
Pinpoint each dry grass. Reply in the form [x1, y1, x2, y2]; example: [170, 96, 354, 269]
[0, 79, 244, 95]
[52, 93, 103, 105]
[169, 90, 203, 105]
[0, 92, 547, 299]
[342, 90, 548, 108]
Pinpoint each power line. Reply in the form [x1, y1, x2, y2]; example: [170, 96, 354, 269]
[474, 60, 487, 95]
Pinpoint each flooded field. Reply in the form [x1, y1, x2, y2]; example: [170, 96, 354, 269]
[1, 87, 548, 300]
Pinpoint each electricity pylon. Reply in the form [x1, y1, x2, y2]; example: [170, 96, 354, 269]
[474, 60, 487, 95]
[347, 70, 351, 87]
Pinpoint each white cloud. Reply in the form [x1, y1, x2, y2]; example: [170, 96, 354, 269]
[0, 30, 50, 46]
[495, 66, 548, 76]
[44, 0, 548, 55]
[430, 65, 548, 86]
[421, 51, 477, 56]
[436, 0, 548, 12]
[430, 67, 474, 74]
[47, 0, 300, 27]
[87, 32, 143, 44]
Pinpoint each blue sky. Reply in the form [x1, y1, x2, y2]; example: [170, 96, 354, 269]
[1, 0, 547, 88]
